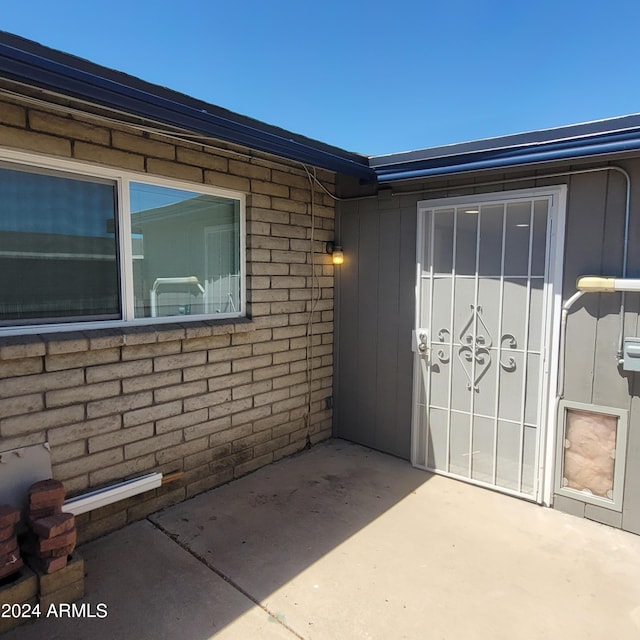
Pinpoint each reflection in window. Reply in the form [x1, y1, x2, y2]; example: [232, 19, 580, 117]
[0, 165, 119, 325]
[129, 183, 241, 318]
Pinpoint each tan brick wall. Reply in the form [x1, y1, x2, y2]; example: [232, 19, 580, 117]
[0, 94, 336, 543]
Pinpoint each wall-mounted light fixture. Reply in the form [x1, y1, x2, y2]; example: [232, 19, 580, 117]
[326, 241, 344, 265]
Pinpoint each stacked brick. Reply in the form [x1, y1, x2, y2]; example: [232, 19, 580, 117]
[0, 505, 22, 579]
[37, 553, 85, 610]
[25, 480, 76, 574]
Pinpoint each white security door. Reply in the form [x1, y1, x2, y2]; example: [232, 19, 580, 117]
[413, 189, 563, 501]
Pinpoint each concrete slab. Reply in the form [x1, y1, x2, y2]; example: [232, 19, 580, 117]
[152, 440, 640, 640]
[5, 520, 295, 640]
[6, 439, 640, 639]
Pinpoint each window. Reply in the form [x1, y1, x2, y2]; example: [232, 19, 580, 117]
[129, 183, 242, 319]
[0, 154, 245, 332]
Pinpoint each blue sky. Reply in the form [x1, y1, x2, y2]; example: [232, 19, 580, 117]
[2, 1, 640, 156]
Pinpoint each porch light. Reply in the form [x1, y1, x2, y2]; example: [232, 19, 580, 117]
[326, 241, 344, 265]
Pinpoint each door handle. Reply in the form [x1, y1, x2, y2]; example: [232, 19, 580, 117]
[413, 330, 429, 356]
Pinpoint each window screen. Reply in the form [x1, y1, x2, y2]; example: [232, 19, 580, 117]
[129, 182, 241, 319]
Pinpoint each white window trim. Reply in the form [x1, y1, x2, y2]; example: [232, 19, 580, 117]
[0, 147, 246, 336]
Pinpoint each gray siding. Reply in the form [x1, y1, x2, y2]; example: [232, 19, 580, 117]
[334, 157, 640, 535]
[333, 198, 415, 459]
[561, 163, 640, 534]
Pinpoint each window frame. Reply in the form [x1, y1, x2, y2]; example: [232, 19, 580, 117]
[0, 148, 246, 336]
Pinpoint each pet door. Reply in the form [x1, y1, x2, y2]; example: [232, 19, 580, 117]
[555, 400, 627, 511]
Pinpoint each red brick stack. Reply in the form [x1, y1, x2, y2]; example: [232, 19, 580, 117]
[0, 505, 22, 579]
[25, 480, 76, 574]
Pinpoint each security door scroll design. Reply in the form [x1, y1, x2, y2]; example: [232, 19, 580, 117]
[436, 329, 451, 364]
[439, 304, 518, 392]
[499, 334, 518, 372]
[458, 304, 490, 391]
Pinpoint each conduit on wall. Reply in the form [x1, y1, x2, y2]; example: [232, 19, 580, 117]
[61, 471, 183, 516]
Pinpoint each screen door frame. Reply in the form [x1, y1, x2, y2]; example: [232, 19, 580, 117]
[412, 185, 567, 505]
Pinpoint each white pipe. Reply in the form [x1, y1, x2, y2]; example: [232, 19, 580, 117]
[613, 167, 632, 361]
[557, 290, 585, 400]
[551, 288, 585, 505]
[613, 279, 640, 292]
[61, 472, 162, 516]
[577, 276, 640, 293]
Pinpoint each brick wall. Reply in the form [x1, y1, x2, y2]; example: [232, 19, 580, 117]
[0, 94, 335, 542]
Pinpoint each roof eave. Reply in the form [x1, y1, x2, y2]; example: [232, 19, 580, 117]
[0, 38, 375, 181]
[374, 131, 640, 183]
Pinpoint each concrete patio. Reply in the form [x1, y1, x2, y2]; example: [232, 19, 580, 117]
[6, 439, 640, 639]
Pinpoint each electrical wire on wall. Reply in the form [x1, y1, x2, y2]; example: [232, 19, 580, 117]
[0, 85, 328, 179]
[302, 164, 323, 448]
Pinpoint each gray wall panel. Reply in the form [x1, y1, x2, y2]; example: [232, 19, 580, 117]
[623, 372, 640, 534]
[335, 211, 361, 443]
[375, 212, 402, 454]
[591, 170, 629, 406]
[553, 494, 587, 518]
[562, 172, 607, 404]
[585, 504, 623, 528]
[558, 161, 640, 534]
[356, 212, 380, 447]
[622, 161, 640, 534]
[334, 200, 418, 459]
[395, 208, 418, 456]
[590, 172, 628, 408]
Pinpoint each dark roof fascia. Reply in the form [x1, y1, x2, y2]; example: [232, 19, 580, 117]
[0, 32, 374, 181]
[372, 116, 640, 182]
